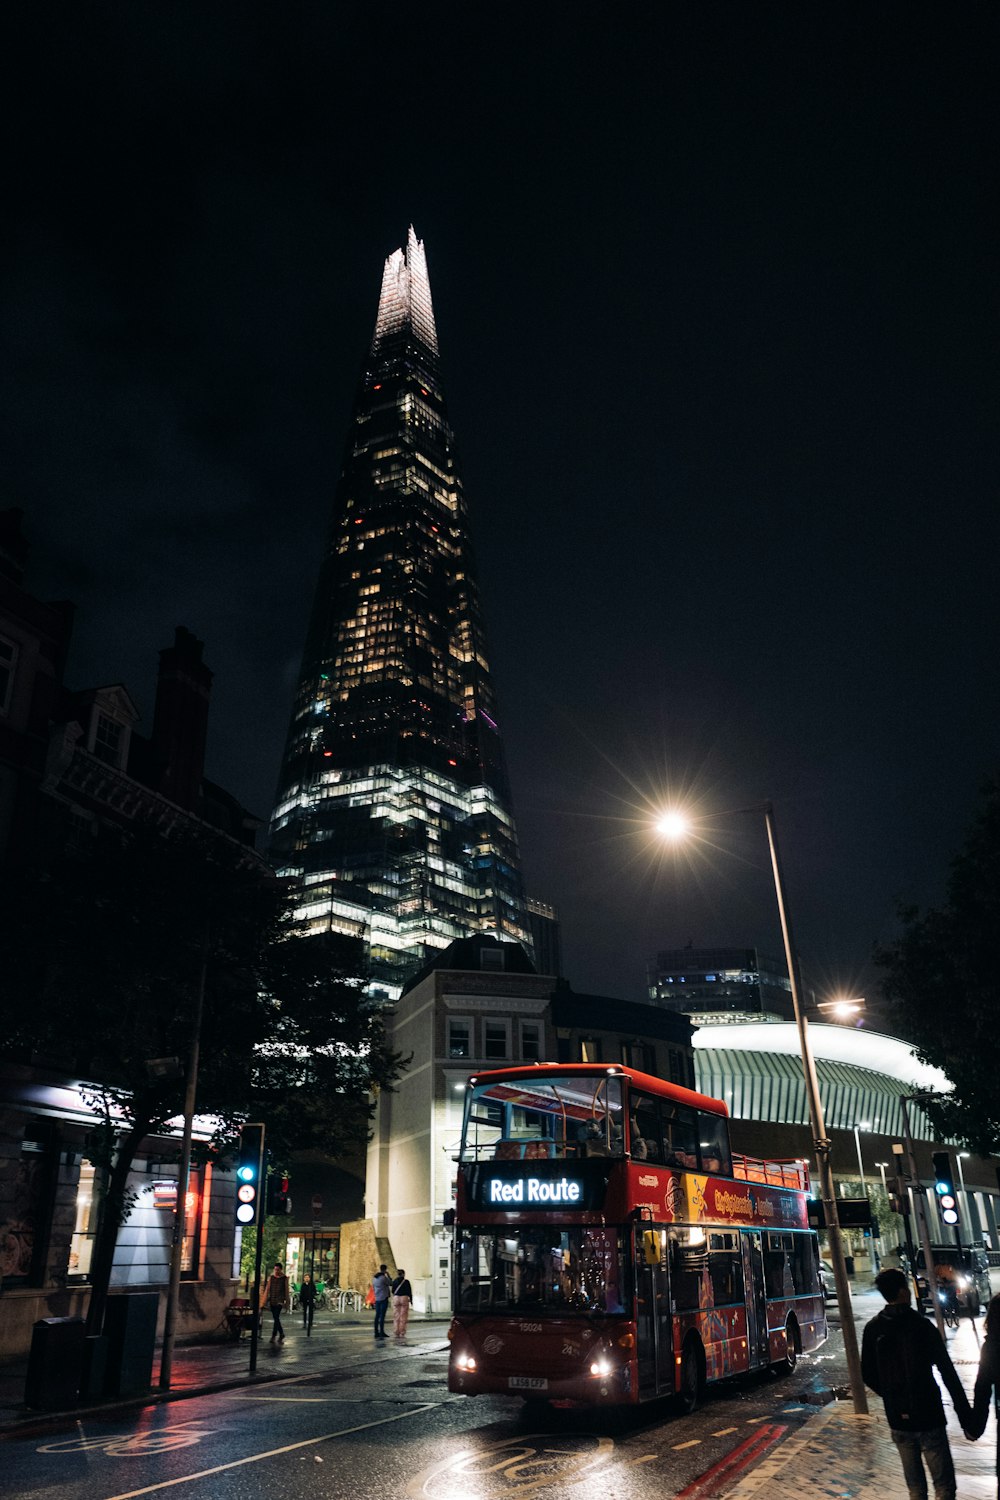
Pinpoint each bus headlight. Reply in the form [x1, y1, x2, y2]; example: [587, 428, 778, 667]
[454, 1351, 477, 1371]
[590, 1356, 612, 1377]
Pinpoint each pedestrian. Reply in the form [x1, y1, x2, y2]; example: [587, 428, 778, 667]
[372, 1262, 391, 1339]
[862, 1266, 974, 1500]
[392, 1269, 412, 1339]
[299, 1272, 316, 1335]
[969, 1292, 1000, 1495]
[263, 1261, 290, 1344]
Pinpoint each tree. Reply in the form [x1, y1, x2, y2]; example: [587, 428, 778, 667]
[876, 775, 1000, 1155]
[1, 819, 399, 1333]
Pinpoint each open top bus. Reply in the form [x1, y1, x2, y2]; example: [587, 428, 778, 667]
[447, 1064, 826, 1409]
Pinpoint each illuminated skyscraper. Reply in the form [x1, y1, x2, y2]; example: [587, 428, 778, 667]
[270, 228, 532, 997]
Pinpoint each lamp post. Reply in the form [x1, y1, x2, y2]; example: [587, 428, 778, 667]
[957, 1153, 971, 1234]
[852, 1122, 870, 1196]
[656, 800, 868, 1414]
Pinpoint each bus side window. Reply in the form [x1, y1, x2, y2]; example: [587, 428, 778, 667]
[631, 1095, 664, 1164]
[708, 1231, 744, 1307]
[669, 1232, 704, 1311]
[763, 1233, 794, 1298]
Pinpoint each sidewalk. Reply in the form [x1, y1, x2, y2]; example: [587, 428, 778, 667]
[0, 1306, 449, 1437]
[727, 1291, 997, 1500]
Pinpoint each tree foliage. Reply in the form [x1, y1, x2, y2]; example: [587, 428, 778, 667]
[876, 775, 1000, 1154]
[1, 819, 400, 1330]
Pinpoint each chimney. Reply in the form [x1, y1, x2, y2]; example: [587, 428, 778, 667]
[152, 627, 213, 811]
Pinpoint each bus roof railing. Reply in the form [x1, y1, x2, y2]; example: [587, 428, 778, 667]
[732, 1153, 810, 1192]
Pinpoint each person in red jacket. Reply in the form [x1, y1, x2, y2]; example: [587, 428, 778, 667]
[862, 1267, 974, 1500]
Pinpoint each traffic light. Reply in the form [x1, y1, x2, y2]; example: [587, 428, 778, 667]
[235, 1123, 265, 1227]
[266, 1173, 291, 1217]
[932, 1151, 961, 1227]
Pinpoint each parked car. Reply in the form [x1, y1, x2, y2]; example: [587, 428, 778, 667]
[819, 1258, 837, 1302]
[914, 1246, 991, 1315]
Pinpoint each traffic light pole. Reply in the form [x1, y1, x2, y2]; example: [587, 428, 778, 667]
[159, 926, 208, 1391]
[900, 1095, 946, 1340]
[249, 1204, 265, 1374]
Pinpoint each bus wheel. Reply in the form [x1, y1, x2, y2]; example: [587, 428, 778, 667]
[678, 1337, 705, 1414]
[773, 1316, 799, 1375]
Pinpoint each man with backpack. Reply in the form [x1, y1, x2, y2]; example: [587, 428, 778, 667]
[862, 1267, 974, 1499]
[372, 1263, 391, 1339]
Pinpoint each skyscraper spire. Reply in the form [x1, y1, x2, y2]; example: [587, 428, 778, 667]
[371, 225, 438, 357]
[269, 230, 532, 998]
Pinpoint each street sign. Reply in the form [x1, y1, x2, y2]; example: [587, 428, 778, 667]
[312, 1218, 321, 1229]
[311, 1194, 323, 1211]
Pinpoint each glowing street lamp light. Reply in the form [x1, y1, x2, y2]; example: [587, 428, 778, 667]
[817, 996, 866, 1022]
[654, 799, 868, 1415]
[655, 810, 690, 841]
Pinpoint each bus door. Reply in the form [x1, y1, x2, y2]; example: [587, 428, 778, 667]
[741, 1230, 770, 1368]
[634, 1226, 672, 1395]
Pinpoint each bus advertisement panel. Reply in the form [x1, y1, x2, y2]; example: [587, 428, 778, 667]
[447, 1064, 826, 1409]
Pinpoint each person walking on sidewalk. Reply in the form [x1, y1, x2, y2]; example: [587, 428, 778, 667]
[969, 1292, 1000, 1494]
[372, 1263, 391, 1339]
[392, 1269, 412, 1339]
[299, 1272, 316, 1336]
[263, 1262, 290, 1343]
[862, 1267, 975, 1500]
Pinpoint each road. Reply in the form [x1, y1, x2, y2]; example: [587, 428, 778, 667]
[1, 1307, 852, 1500]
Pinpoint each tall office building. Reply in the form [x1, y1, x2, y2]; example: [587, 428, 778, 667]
[648, 947, 794, 1025]
[270, 228, 532, 998]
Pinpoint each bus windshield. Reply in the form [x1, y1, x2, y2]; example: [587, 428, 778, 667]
[457, 1226, 627, 1315]
[461, 1073, 625, 1162]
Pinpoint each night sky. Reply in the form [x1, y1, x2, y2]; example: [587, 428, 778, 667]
[6, 4, 996, 1006]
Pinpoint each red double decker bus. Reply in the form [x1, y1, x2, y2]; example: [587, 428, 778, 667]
[447, 1064, 826, 1409]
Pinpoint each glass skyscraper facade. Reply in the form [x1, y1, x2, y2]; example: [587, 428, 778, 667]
[269, 228, 531, 998]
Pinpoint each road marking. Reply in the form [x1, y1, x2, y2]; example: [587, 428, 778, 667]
[711, 1427, 738, 1435]
[630, 1455, 658, 1464]
[745, 1416, 768, 1423]
[226, 1395, 330, 1402]
[100, 1403, 438, 1500]
[673, 1439, 702, 1449]
[676, 1422, 789, 1499]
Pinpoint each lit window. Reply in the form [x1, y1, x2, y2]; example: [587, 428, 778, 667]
[69, 1162, 98, 1279]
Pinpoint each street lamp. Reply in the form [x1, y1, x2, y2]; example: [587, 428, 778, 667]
[852, 1123, 870, 1197]
[957, 1153, 970, 1229]
[654, 800, 868, 1415]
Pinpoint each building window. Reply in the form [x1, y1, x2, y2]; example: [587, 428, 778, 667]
[3, 1132, 52, 1286]
[68, 1162, 99, 1279]
[521, 1022, 542, 1061]
[479, 945, 504, 972]
[483, 1019, 509, 1061]
[448, 1018, 473, 1060]
[668, 1048, 686, 1086]
[621, 1040, 655, 1072]
[93, 712, 123, 767]
[580, 1037, 601, 1064]
[0, 634, 16, 716]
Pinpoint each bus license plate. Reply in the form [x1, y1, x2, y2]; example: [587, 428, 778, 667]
[509, 1376, 548, 1391]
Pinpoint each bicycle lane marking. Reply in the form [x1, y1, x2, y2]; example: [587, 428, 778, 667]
[99, 1403, 438, 1500]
